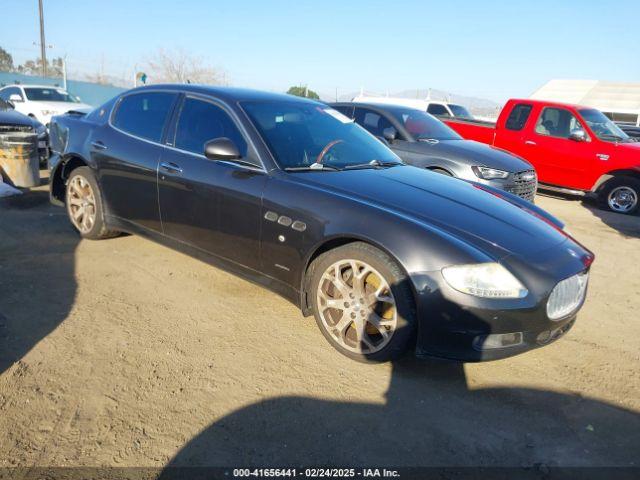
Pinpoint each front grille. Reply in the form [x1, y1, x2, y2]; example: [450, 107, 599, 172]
[506, 169, 537, 202]
[546, 272, 589, 320]
[0, 124, 34, 134]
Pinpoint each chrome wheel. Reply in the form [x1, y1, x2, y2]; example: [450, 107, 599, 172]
[316, 259, 397, 354]
[608, 186, 638, 213]
[67, 175, 97, 233]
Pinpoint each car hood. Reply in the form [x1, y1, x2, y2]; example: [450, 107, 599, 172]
[291, 165, 568, 259]
[35, 101, 93, 113]
[411, 139, 533, 172]
[0, 108, 39, 127]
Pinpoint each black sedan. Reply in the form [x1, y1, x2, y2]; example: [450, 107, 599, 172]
[331, 102, 538, 202]
[48, 85, 593, 362]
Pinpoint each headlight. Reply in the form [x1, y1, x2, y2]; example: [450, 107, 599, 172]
[472, 166, 509, 180]
[41, 110, 56, 116]
[442, 262, 528, 298]
[35, 124, 47, 136]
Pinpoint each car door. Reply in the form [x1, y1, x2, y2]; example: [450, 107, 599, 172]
[96, 90, 179, 232]
[158, 94, 267, 271]
[522, 106, 598, 189]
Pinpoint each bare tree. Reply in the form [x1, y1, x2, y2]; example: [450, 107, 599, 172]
[144, 48, 224, 85]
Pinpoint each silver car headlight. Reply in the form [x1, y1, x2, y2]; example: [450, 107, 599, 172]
[442, 262, 528, 298]
[472, 166, 509, 180]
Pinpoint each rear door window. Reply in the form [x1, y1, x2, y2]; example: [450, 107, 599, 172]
[505, 104, 533, 131]
[332, 105, 354, 119]
[112, 92, 178, 143]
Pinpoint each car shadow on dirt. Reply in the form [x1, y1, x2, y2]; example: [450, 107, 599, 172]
[159, 285, 640, 474]
[580, 201, 640, 239]
[0, 189, 79, 376]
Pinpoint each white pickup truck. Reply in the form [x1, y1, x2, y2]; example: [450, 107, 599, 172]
[352, 95, 473, 119]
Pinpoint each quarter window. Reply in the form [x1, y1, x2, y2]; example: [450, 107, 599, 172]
[535, 107, 583, 139]
[112, 92, 177, 143]
[505, 104, 532, 131]
[174, 98, 247, 156]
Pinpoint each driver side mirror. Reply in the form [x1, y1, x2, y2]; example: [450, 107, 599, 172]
[569, 129, 587, 142]
[9, 94, 23, 103]
[204, 137, 241, 161]
[382, 127, 397, 144]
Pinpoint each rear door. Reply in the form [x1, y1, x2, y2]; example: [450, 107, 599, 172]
[494, 102, 534, 154]
[98, 90, 178, 232]
[158, 94, 267, 270]
[521, 106, 598, 189]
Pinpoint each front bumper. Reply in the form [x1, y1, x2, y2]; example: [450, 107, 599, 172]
[411, 239, 592, 362]
[413, 285, 580, 361]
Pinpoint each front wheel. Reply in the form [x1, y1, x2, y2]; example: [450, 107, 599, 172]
[600, 176, 640, 215]
[308, 242, 416, 363]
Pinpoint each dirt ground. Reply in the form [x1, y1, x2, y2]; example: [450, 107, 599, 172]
[1, 173, 639, 470]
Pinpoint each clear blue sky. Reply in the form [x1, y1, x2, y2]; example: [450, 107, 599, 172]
[3, 0, 639, 102]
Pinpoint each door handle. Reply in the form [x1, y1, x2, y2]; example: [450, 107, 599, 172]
[91, 141, 107, 150]
[525, 140, 537, 146]
[160, 161, 183, 174]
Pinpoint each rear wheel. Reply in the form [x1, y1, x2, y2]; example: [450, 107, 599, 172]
[66, 167, 119, 239]
[600, 176, 640, 215]
[308, 242, 415, 362]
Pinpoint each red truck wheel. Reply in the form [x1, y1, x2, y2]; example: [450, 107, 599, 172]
[600, 176, 640, 215]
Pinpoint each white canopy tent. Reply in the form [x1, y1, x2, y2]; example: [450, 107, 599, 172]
[530, 79, 640, 126]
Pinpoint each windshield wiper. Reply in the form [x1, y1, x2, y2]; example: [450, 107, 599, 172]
[343, 159, 402, 170]
[284, 164, 341, 172]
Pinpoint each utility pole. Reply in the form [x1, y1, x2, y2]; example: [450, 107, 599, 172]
[38, 0, 47, 77]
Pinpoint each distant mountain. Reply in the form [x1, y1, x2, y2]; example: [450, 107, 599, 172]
[319, 88, 501, 119]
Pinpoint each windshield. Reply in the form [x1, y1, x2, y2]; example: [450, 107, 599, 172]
[390, 108, 462, 141]
[24, 87, 80, 103]
[242, 101, 402, 170]
[449, 104, 473, 119]
[579, 108, 631, 142]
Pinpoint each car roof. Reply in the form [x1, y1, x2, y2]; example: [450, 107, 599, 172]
[127, 84, 322, 105]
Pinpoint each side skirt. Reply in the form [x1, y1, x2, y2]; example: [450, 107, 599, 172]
[105, 215, 302, 308]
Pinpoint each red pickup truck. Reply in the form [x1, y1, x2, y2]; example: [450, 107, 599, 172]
[443, 99, 640, 214]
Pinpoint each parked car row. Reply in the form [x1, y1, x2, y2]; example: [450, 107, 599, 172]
[47, 85, 594, 363]
[331, 102, 537, 202]
[442, 99, 640, 215]
[0, 97, 49, 165]
[0, 84, 92, 126]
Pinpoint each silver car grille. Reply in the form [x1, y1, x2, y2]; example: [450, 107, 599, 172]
[0, 124, 34, 134]
[507, 170, 537, 202]
[546, 272, 589, 320]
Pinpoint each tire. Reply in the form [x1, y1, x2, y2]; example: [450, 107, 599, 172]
[65, 166, 119, 239]
[307, 242, 416, 363]
[599, 176, 640, 215]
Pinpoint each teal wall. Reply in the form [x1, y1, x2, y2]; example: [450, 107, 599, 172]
[0, 72, 126, 107]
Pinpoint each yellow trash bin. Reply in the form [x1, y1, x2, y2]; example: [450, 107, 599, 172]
[0, 132, 40, 188]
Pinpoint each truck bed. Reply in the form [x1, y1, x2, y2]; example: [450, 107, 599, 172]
[443, 117, 496, 145]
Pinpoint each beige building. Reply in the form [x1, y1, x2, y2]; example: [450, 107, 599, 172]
[530, 79, 640, 126]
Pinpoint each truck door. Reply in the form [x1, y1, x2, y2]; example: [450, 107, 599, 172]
[521, 106, 597, 190]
